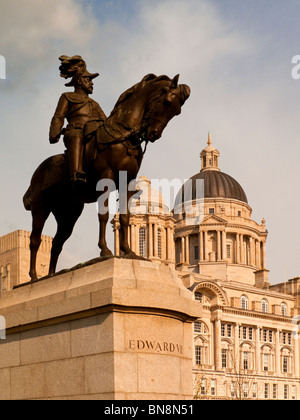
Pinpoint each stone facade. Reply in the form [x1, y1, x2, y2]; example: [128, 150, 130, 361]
[0, 136, 299, 400]
[111, 135, 300, 400]
[0, 258, 198, 400]
[0, 230, 52, 296]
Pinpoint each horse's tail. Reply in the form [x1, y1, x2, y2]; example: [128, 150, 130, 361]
[23, 186, 32, 211]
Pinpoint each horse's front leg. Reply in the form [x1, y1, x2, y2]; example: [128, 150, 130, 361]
[98, 195, 113, 258]
[119, 190, 139, 258]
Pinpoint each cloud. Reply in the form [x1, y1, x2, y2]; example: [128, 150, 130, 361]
[0, 0, 98, 89]
[0, 0, 298, 283]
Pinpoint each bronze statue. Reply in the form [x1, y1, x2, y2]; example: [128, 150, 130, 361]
[50, 56, 106, 184]
[23, 56, 190, 281]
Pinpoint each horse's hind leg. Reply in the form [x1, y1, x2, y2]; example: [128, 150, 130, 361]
[29, 206, 50, 281]
[49, 203, 84, 276]
[98, 195, 113, 257]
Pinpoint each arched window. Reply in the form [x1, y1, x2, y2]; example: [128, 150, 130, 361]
[241, 295, 248, 310]
[139, 228, 146, 258]
[281, 302, 288, 316]
[157, 229, 162, 258]
[261, 299, 268, 313]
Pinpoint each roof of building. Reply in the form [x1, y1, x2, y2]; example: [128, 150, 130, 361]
[174, 134, 248, 207]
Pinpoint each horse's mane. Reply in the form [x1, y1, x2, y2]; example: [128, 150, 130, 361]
[109, 74, 172, 117]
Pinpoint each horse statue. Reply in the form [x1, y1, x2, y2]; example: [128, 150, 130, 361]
[23, 73, 190, 281]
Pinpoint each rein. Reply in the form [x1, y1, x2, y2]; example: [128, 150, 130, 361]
[96, 83, 171, 156]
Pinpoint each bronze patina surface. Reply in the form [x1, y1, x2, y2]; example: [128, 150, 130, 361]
[24, 56, 190, 281]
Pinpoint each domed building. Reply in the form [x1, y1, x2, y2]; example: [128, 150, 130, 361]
[112, 176, 175, 266]
[173, 133, 269, 287]
[112, 134, 300, 400]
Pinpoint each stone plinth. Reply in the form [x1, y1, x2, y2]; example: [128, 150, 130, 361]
[0, 258, 199, 400]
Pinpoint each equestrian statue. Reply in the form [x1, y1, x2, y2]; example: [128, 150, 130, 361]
[23, 55, 190, 281]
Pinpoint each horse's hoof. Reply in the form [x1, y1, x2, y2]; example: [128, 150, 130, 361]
[100, 249, 113, 258]
[123, 251, 149, 261]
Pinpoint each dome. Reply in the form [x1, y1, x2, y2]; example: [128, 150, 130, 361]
[174, 134, 248, 209]
[129, 176, 170, 215]
[174, 169, 248, 209]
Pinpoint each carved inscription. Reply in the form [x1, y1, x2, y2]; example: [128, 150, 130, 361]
[128, 339, 183, 355]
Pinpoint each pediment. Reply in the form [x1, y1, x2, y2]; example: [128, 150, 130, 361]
[201, 214, 228, 226]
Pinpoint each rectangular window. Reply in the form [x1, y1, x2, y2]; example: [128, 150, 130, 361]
[211, 379, 216, 396]
[282, 332, 287, 344]
[283, 356, 288, 373]
[194, 245, 199, 260]
[227, 324, 232, 338]
[231, 382, 236, 398]
[226, 244, 231, 258]
[253, 383, 257, 399]
[263, 329, 267, 342]
[195, 346, 202, 365]
[201, 379, 206, 396]
[222, 349, 227, 368]
[243, 326, 247, 340]
[249, 327, 253, 341]
[194, 321, 202, 333]
[272, 384, 277, 399]
[264, 383, 269, 399]
[243, 352, 249, 370]
[209, 208, 214, 214]
[263, 354, 269, 371]
[139, 228, 146, 257]
[243, 382, 248, 399]
[221, 323, 225, 337]
[269, 330, 273, 343]
[284, 384, 289, 400]
[292, 385, 296, 400]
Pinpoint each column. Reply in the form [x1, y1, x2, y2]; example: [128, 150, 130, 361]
[234, 323, 240, 364]
[255, 327, 260, 372]
[204, 231, 209, 261]
[153, 224, 158, 257]
[217, 231, 221, 261]
[294, 329, 299, 377]
[249, 237, 253, 266]
[214, 318, 222, 371]
[236, 233, 240, 263]
[199, 231, 204, 261]
[181, 237, 185, 263]
[166, 227, 171, 261]
[185, 235, 190, 265]
[255, 240, 260, 268]
[261, 241, 266, 269]
[240, 234, 244, 264]
[275, 330, 280, 376]
[148, 222, 153, 257]
[221, 231, 226, 261]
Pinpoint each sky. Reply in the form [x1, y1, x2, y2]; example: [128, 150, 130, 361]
[0, 0, 299, 284]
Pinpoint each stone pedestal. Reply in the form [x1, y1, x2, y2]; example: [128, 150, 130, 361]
[0, 258, 199, 400]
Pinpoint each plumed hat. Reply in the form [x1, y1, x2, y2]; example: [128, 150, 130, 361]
[58, 55, 99, 87]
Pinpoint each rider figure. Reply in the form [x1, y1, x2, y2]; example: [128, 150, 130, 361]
[49, 55, 106, 184]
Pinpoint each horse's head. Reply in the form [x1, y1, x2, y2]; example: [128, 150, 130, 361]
[144, 74, 191, 142]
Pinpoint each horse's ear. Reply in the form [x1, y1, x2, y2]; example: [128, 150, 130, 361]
[170, 74, 180, 89]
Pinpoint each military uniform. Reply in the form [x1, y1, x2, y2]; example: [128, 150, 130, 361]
[49, 92, 106, 181]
